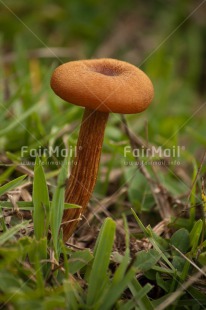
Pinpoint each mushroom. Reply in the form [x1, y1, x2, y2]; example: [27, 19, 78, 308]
[50, 58, 154, 240]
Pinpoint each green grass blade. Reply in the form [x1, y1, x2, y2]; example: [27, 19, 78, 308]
[64, 277, 83, 309]
[189, 159, 198, 222]
[99, 248, 157, 310]
[0, 201, 80, 211]
[0, 167, 15, 184]
[28, 238, 48, 291]
[33, 157, 50, 240]
[112, 249, 130, 284]
[0, 174, 27, 197]
[87, 217, 116, 306]
[129, 278, 154, 310]
[64, 203, 81, 210]
[122, 214, 130, 252]
[0, 221, 29, 246]
[0, 207, 7, 232]
[134, 249, 161, 272]
[99, 265, 136, 310]
[68, 249, 93, 275]
[119, 283, 153, 310]
[50, 157, 68, 254]
[190, 219, 203, 253]
[0, 102, 40, 137]
[131, 209, 174, 271]
[0, 270, 30, 293]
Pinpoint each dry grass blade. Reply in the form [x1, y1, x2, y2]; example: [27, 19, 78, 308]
[171, 245, 206, 277]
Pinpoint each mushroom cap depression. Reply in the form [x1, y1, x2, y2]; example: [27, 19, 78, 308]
[50, 58, 154, 114]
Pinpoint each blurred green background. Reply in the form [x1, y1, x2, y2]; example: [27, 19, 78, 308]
[0, 0, 206, 214]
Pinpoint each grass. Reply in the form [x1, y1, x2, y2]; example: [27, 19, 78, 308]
[0, 0, 206, 309]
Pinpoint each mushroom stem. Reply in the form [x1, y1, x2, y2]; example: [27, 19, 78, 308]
[63, 108, 109, 240]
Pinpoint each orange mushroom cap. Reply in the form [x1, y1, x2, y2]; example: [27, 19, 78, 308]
[50, 58, 154, 114]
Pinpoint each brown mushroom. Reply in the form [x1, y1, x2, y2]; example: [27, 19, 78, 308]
[50, 58, 154, 241]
